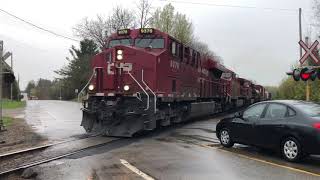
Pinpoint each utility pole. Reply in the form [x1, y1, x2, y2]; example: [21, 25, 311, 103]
[0, 40, 3, 131]
[59, 82, 62, 100]
[299, 8, 302, 59]
[10, 54, 13, 100]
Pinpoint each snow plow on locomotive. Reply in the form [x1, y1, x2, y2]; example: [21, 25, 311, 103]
[80, 28, 270, 137]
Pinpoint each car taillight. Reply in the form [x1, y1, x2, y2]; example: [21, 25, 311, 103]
[313, 123, 320, 130]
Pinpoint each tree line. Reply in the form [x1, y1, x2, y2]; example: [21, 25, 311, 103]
[25, 1, 219, 100]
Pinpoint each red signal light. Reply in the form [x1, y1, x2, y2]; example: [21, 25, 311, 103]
[301, 73, 310, 81]
[288, 67, 320, 81]
[300, 67, 313, 81]
[313, 123, 320, 130]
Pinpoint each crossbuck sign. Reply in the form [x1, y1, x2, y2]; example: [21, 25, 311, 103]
[299, 40, 320, 65]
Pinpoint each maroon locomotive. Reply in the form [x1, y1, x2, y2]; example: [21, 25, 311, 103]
[81, 28, 270, 137]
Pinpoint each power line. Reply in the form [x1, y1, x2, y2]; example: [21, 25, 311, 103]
[162, 0, 300, 12]
[0, 8, 80, 42]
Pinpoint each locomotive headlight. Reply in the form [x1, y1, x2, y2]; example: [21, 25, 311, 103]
[123, 85, 130, 91]
[117, 49, 123, 55]
[88, 84, 94, 91]
[116, 54, 123, 60]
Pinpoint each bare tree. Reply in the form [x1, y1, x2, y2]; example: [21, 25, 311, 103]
[74, 6, 136, 49]
[191, 37, 221, 62]
[136, 0, 153, 28]
[109, 6, 136, 32]
[73, 15, 110, 48]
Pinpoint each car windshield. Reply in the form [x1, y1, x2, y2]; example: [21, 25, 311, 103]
[108, 38, 132, 48]
[293, 103, 320, 117]
[135, 38, 164, 48]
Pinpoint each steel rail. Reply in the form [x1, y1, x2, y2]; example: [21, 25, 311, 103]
[0, 137, 118, 176]
[0, 134, 99, 159]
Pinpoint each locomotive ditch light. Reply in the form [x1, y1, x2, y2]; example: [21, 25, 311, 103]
[88, 84, 95, 91]
[123, 85, 130, 91]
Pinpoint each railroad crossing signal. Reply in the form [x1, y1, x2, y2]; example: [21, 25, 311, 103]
[299, 40, 320, 65]
[287, 67, 320, 81]
[3, 72, 15, 83]
[1, 51, 15, 83]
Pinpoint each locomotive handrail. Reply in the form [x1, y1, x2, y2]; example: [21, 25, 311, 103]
[127, 70, 150, 111]
[141, 69, 157, 113]
[77, 67, 100, 103]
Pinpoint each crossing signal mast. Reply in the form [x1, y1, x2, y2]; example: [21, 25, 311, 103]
[286, 8, 320, 101]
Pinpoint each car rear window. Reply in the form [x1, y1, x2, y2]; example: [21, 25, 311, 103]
[293, 103, 320, 117]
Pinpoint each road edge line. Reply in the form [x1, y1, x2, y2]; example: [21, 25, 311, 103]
[120, 159, 155, 180]
[201, 144, 320, 177]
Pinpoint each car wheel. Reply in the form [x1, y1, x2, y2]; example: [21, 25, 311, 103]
[281, 137, 302, 162]
[219, 128, 234, 148]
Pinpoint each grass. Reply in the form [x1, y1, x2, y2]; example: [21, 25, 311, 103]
[2, 116, 13, 126]
[2, 99, 26, 109]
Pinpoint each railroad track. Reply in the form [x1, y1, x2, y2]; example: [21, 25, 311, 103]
[0, 136, 119, 177]
[0, 137, 90, 159]
[0, 110, 240, 178]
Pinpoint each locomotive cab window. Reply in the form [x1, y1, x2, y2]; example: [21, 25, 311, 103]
[135, 38, 164, 48]
[108, 38, 132, 48]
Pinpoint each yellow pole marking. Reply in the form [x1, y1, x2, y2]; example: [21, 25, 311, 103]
[120, 159, 155, 180]
[201, 144, 320, 177]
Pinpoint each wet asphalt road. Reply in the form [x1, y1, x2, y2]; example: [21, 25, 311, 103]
[24, 100, 85, 141]
[7, 100, 320, 180]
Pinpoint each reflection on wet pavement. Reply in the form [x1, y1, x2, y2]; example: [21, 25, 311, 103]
[24, 100, 85, 142]
[9, 112, 320, 180]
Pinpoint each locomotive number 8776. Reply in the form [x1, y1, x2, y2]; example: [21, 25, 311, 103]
[80, 28, 270, 137]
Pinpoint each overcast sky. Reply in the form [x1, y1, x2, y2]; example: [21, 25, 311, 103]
[0, 0, 315, 89]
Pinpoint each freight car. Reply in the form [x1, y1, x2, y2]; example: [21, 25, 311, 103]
[80, 28, 269, 137]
